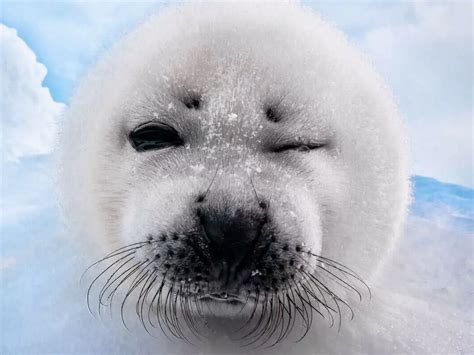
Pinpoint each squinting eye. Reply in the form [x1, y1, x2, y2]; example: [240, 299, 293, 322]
[271, 142, 326, 153]
[129, 122, 183, 152]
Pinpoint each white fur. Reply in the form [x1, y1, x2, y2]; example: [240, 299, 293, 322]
[59, 3, 416, 353]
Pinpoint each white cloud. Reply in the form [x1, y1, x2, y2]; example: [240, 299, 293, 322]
[0, 2, 163, 101]
[360, 2, 473, 187]
[0, 24, 65, 161]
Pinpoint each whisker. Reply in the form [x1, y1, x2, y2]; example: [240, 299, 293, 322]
[83, 238, 370, 347]
[81, 241, 150, 283]
[86, 251, 136, 316]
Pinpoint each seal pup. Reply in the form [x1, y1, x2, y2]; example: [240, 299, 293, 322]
[58, 2, 409, 351]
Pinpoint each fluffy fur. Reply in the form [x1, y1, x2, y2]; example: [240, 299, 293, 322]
[59, 3, 413, 353]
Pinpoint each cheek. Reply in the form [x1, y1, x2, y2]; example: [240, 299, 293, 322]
[119, 177, 201, 245]
[288, 186, 323, 254]
[267, 183, 323, 255]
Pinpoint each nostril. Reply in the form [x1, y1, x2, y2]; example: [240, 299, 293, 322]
[196, 193, 205, 203]
[259, 201, 268, 209]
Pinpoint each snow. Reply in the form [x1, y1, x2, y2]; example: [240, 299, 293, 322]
[1, 158, 471, 353]
[0, 3, 471, 353]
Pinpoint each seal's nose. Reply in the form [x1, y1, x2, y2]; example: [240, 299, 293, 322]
[198, 204, 267, 272]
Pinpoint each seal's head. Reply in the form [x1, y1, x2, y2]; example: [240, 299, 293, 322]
[59, 3, 409, 346]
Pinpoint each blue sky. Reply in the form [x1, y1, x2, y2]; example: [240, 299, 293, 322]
[0, 2, 473, 352]
[1, 0, 472, 186]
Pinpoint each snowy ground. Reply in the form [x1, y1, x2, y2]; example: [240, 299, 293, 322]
[1, 157, 472, 353]
[0, 1, 472, 352]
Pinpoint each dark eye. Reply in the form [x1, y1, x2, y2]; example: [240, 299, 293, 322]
[271, 142, 326, 153]
[129, 122, 183, 152]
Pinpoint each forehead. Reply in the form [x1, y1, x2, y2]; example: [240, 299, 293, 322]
[122, 9, 329, 100]
[100, 4, 367, 134]
[153, 37, 305, 99]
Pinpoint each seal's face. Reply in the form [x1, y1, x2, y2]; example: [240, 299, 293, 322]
[61, 3, 409, 346]
[120, 49, 336, 300]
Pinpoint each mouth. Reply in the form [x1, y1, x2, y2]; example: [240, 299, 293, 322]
[197, 292, 250, 319]
[84, 238, 370, 347]
[199, 292, 244, 305]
